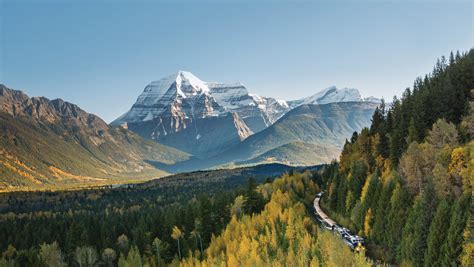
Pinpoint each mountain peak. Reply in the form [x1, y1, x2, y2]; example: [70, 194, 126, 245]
[303, 86, 363, 105]
[287, 86, 380, 107]
[147, 71, 209, 98]
[175, 70, 208, 88]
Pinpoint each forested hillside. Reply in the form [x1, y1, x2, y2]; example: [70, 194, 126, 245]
[0, 167, 373, 266]
[181, 172, 371, 266]
[0, 165, 303, 266]
[321, 49, 474, 266]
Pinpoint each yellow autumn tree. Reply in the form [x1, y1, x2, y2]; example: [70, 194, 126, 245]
[364, 208, 373, 237]
[181, 172, 372, 266]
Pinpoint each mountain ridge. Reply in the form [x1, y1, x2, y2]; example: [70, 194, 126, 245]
[112, 71, 380, 159]
[0, 85, 190, 191]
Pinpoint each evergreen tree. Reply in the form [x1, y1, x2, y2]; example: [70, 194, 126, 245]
[370, 101, 386, 136]
[441, 193, 471, 266]
[399, 183, 437, 266]
[407, 117, 419, 144]
[386, 183, 411, 262]
[424, 199, 450, 267]
[243, 178, 265, 215]
[371, 180, 395, 244]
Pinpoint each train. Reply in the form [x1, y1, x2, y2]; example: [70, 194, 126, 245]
[313, 192, 365, 253]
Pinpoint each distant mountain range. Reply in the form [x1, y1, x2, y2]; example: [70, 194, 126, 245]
[0, 71, 380, 190]
[112, 71, 380, 160]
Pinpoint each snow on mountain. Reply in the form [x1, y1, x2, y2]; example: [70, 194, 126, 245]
[363, 96, 382, 103]
[111, 72, 383, 159]
[206, 82, 253, 110]
[113, 71, 290, 134]
[111, 72, 384, 161]
[113, 71, 220, 125]
[289, 86, 380, 108]
[305, 86, 362, 104]
[135, 71, 209, 108]
[207, 82, 289, 132]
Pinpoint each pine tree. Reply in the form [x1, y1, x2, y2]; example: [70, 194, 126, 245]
[407, 118, 419, 144]
[441, 193, 471, 266]
[399, 183, 437, 266]
[386, 183, 411, 262]
[424, 199, 450, 267]
[370, 103, 385, 136]
[371, 180, 395, 244]
[243, 178, 265, 215]
[126, 246, 142, 267]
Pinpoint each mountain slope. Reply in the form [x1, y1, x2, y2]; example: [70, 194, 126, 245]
[0, 85, 190, 191]
[236, 141, 341, 166]
[111, 71, 289, 157]
[207, 82, 289, 132]
[155, 112, 253, 157]
[215, 102, 379, 165]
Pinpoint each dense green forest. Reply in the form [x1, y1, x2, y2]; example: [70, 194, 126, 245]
[321, 49, 474, 266]
[0, 165, 299, 266]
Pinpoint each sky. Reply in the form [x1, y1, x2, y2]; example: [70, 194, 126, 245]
[1, 0, 472, 122]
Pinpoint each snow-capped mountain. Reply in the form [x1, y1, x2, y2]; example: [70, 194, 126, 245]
[112, 71, 290, 136]
[114, 71, 223, 125]
[112, 71, 380, 159]
[207, 82, 289, 132]
[288, 86, 381, 108]
[112, 71, 291, 158]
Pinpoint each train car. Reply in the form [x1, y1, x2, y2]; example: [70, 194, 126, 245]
[334, 225, 350, 237]
[343, 234, 365, 251]
[313, 194, 366, 252]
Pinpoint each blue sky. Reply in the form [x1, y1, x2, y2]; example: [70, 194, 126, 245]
[1, 1, 472, 122]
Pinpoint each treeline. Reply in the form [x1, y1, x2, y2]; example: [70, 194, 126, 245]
[0, 176, 270, 266]
[322, 49, 473, 266]
[182, 172, 372, 266]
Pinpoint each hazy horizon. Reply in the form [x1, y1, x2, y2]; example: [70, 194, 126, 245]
[1, 0, 472, 122]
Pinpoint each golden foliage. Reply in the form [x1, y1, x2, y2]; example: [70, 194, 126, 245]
[181, 173, 372, 266]
[48, 166, 104, 182]
[363, 208, 373, 237]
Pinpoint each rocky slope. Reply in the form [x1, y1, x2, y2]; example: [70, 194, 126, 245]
[210, 102, 379, 167]
[153, 101, 379, 172]
[207, 82, 289, 132]
[0, 85, 189, 191]
[112, 71, 381, 164]
[112, 71, 290, 157]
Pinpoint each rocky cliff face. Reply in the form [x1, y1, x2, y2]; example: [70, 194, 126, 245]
[112, 71, 289, 158]
[156, 112, 253, 158]
[0, 85, 110, 138]
[207, 82, 289, 132]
